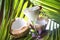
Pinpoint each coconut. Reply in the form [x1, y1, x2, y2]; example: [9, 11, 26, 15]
[10, 18, 30, 38]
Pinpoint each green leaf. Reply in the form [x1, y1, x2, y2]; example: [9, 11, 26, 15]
[30, 0, 60, 24]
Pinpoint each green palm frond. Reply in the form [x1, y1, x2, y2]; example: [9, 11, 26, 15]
[30, 0, 60, 40]
[0, 0, 33, 40]
[0, 0, 60, 40]
[30, 0, 60, 24]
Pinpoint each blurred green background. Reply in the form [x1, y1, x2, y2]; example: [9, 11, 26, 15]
[0, 0, 60, 40]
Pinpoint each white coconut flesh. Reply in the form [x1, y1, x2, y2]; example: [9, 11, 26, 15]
[11, 18, 27, 31]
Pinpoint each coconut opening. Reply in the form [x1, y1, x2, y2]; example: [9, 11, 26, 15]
[11, 18, 27, 30]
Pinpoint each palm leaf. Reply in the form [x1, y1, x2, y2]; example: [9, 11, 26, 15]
[0, 0, 60, 40]
[30, 0, 60, 24]
[0, 0, 32, 40]
[30, 0, 60, 40]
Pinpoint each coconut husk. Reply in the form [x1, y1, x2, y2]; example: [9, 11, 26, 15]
[10, 18, 30, 38]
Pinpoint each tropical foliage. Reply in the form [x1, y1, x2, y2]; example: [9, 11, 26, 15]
[0, 0, 60, 40]
[30, 0, 60, 40]
[0, 0, 33, 40]
[30, 0, 60, 24]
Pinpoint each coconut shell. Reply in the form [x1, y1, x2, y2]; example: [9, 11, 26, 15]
[10, 18, 30, 38]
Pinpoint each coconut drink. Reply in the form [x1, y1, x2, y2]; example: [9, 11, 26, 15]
[10, 18, 30, 38]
